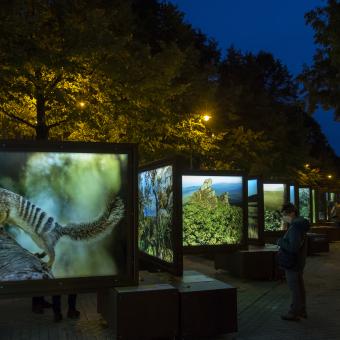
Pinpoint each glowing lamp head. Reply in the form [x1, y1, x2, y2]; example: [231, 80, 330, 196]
[327, 175, 333, 179]
[79, 101, 86, 108]
[203, 115, 211, 122]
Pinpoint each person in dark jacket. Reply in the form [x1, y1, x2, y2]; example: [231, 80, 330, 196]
[277, 203, 310, 321]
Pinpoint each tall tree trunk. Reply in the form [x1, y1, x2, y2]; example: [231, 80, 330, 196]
[35, 93, 49, 140]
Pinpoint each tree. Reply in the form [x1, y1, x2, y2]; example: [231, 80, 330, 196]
[300, 0, 340, 121]
[0, 0, 137, 140]
[216, 48, 312, 177]
[0, 0, 225, 169]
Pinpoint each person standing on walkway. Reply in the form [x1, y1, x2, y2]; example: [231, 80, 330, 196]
[52, 294, 80, 322]
[277, 203, 310, 321]
[32, 296, 52, 314]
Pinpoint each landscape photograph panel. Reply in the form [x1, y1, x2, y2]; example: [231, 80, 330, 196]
[182, 175, 244, 246]
[263, 183, 285, 231]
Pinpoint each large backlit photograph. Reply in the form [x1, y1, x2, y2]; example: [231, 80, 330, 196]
[0, 151, 128, 281]
[299, 188, 311, 221]
[182, 175, 243, 246]
[248, 179, 259, 239]
[138, 166, 174, 263]
[263, 183, 285, 231]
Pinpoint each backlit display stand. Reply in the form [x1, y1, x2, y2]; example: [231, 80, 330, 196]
[181, 170, 247, 255]
[138, 158, 183, 276]
[309, 187, 340, 242]
[298, 186, 312, 222]
[99, 159, 238, 339]
[289, 182, 299, 208]
[262, 180, 289, 245]
[247, 177, 264, 245]
[0, 140, 138, 298]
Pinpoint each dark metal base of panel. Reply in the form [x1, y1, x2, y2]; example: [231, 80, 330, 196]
[100, 270, 237, 339]
[173, 272, 237, 338]
[307, 233, 330, 255]
[98, 284, 178, 340]
[215, 244, 279, 280]
[310, 226, 340, 242]
[264, 230, 285, 244]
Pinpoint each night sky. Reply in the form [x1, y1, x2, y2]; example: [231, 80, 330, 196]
[169, 0, 340, 156]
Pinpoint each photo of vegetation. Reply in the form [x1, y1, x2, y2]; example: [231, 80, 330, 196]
[263, 184, 285, 231]
[0, 151, 128, 281]
[248, 179, 259, 239]
[299, 188, 311, 220]
[138, 166, 174, 263]
[182, 175, 243, 246]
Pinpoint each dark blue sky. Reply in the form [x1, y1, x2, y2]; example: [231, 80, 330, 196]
[169, 0, 340, 156]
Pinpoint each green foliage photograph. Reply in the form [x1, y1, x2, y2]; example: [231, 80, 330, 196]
[138, 166, 174, 263]
[263, 184, 285, 231]
[248, 179, 259, 239]
[299, 188, 311, 220]
[182, 176, 243, 246]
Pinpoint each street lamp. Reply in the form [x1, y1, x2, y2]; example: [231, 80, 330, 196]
[188, 113, 212, 169]
[79, 101, 86, 108]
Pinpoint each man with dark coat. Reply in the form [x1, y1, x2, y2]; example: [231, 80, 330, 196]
[277, 203, 310, 321]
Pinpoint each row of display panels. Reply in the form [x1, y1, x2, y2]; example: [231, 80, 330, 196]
[0, 141, 337, 296]
[138, 159, 249, 275]
[311, 189, 339, 223]
[138, 158, 339, 276]
[138, 159, 299, 275]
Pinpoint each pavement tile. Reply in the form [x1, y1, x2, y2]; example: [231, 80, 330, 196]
[0, 242, 340, 339]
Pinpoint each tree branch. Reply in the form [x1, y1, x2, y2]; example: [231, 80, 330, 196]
[47, 73, 64, 94]
[1, 109, 36, 129]
[47, 118, 68, 129]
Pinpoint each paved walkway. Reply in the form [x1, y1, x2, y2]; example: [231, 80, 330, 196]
[0, 243, 340, 339]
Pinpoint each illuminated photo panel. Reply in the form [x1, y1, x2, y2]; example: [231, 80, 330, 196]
[263, 183, 286, 231]
[299, 188, 311, 221]
[290, 185, 296, 205]
[138, 165, 174, 263]
[182, 175, 244, 246]
[312, 189, 317, 224]
[0, 150, 130, 282]
[248, 179, 259, 240]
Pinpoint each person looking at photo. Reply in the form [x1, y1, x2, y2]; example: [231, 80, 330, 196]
[277, 203, 310, 321]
